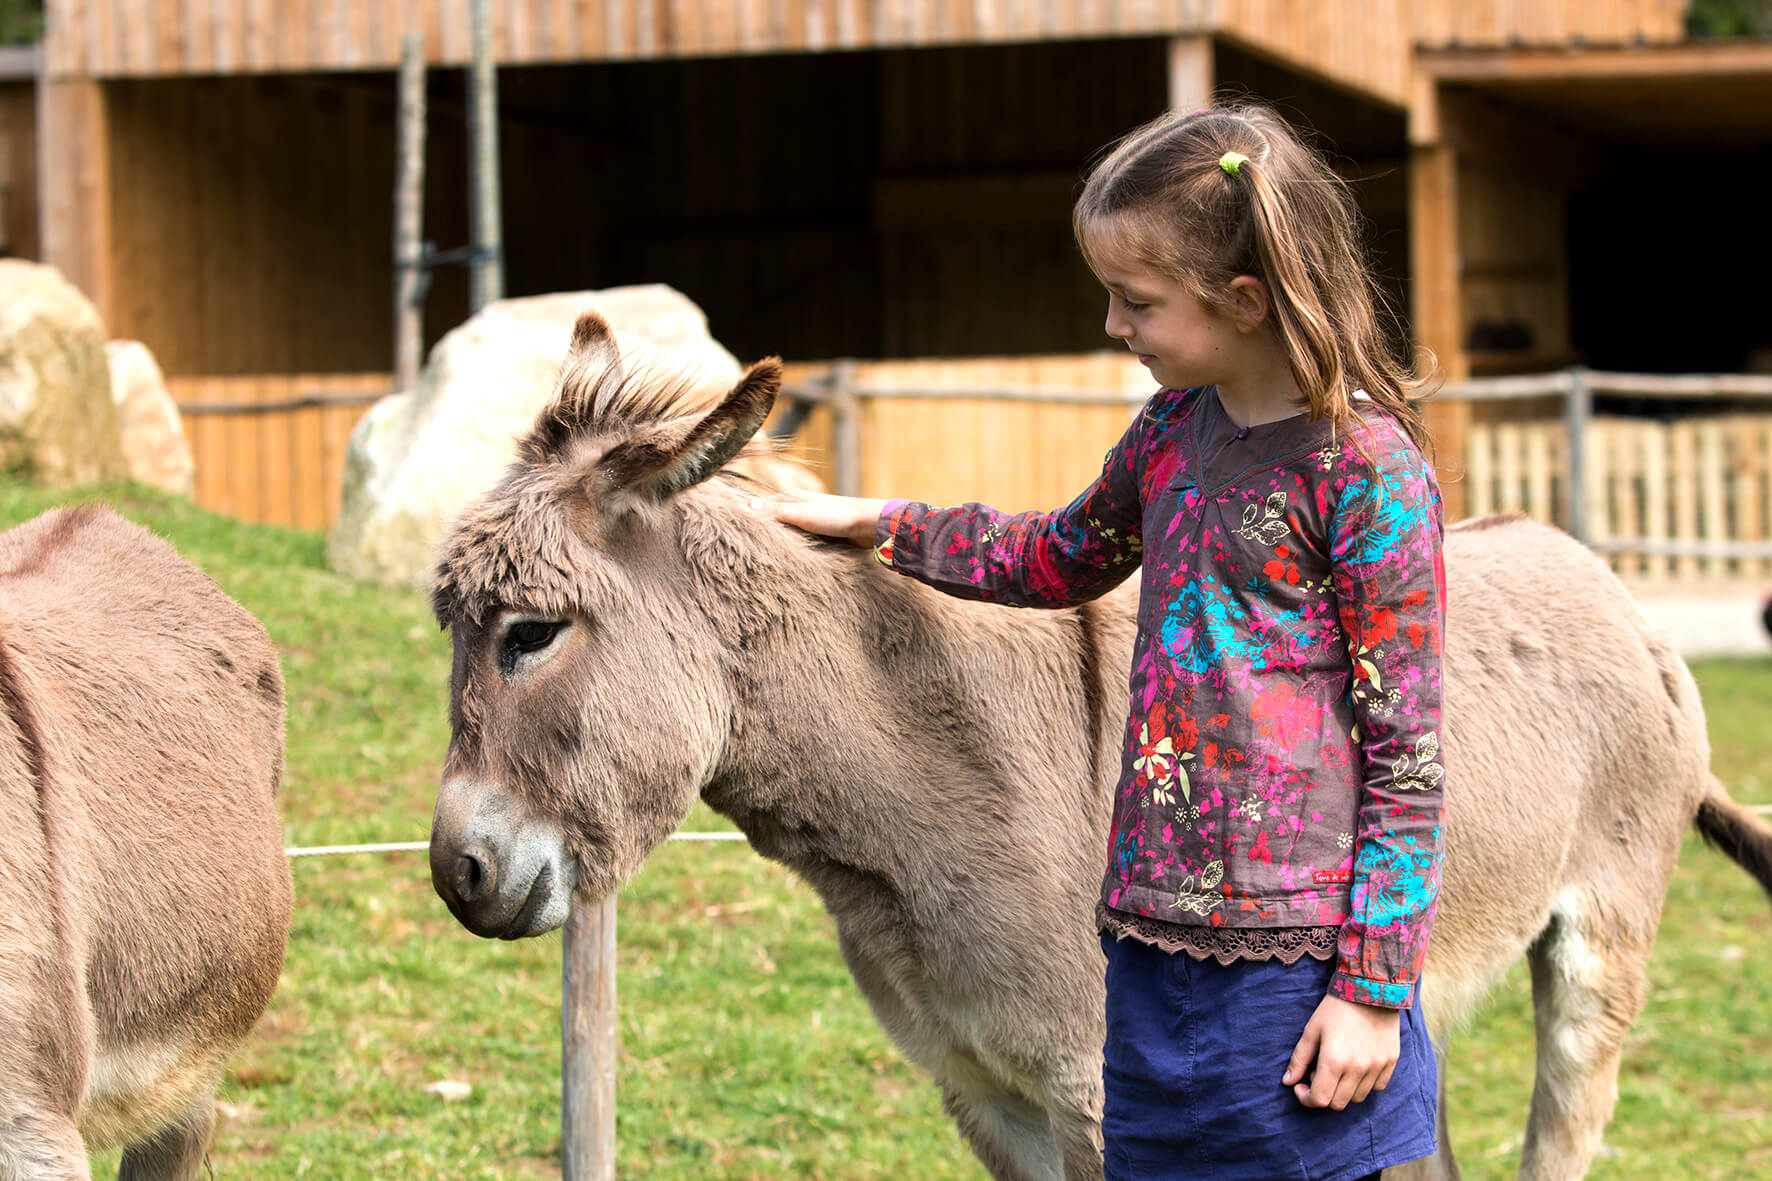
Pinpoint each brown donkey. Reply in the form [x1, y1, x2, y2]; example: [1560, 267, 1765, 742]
[0, 507, 291, 1181]
[430, 314, 1772, 1181]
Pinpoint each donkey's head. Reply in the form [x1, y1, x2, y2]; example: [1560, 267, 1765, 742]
[428, 312, 779, 939]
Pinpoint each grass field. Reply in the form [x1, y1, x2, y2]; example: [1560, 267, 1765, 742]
[1, 484, 1764, 1180]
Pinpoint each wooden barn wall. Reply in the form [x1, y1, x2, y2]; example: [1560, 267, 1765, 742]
[1457, 161, 1570, 377]
[872, 39, 1168, 357]
[0, 82, 37, 260]
[93, 35, 1411, 378]
[103, 74, 477, 377]
[43, 0, 1212, 77]
[1411, 0, 1687, 49]
[1218, 0, 1412, 105]
[544, 39, 1170, 363]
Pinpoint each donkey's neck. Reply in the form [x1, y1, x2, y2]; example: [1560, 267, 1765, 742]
[690, 499, 1128, 900]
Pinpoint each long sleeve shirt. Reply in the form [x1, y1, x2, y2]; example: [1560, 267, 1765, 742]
[874, 385, 1446, 1009]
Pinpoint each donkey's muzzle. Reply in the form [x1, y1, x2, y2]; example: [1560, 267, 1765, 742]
[431, 777, 576, 940]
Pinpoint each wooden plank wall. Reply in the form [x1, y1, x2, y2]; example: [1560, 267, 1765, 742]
[102, 74, 447, 377]
[0, 81, 36, 260]
[1457, 161, 1571, 376]
[170, 373, 388, 529]
[1219, 0, 1413, 105]
[1412, 0, 1688, 48]
[841, 353, 1151, 512]
[43, 0, 1214, 76]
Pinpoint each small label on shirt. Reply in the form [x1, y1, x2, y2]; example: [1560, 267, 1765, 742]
[1312, 869, 1354, 884]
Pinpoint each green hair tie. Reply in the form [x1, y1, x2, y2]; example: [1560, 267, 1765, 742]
[1218, 151, 1248, 176]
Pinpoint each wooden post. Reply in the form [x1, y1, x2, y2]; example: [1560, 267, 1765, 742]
[394, 34, 427, 392]
[1408, 72, 1469, 521]
[1563, 366, 1590, 542]
[36, 77, 113, 320]
[467, 0, 504, 311]
[1166, 35, 1214, 112]
[561, 896, 617, 1181]
[830, 361, 861, 498]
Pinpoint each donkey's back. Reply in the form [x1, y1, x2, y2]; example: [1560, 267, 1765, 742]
[0, 507, 291, 1181]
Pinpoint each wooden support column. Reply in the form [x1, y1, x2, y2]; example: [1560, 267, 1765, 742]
[1409, 79, 1469, 520]
[37, 76, 113, 321]
[1167, 35, 1214, 112]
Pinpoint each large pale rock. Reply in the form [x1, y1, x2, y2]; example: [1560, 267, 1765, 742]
[106, 340, 195, 497]
[0, 260, 129, 486]
[327, 285, 742, 587]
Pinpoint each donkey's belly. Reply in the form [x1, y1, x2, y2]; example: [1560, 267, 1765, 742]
[78, 1036, 219, 1152]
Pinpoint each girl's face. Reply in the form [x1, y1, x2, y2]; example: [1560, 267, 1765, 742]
[1088, 231, 1242, 393]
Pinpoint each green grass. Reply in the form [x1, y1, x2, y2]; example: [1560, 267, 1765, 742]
[2, 483, 1764, 1179]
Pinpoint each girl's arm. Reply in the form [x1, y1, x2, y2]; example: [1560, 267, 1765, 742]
[760, 417, 1149, 608]
[1283, 430, 1446, 1110]
[1325, 435, 1448, 1011]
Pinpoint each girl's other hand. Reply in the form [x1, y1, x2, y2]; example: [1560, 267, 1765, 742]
[1281, 994, 1401, 1110]
[751, 491, 889, 549]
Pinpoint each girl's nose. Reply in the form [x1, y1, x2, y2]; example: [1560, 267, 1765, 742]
[1105, 299, 1131, 341]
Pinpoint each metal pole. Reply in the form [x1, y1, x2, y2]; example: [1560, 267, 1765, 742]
[1564, 366, 1590, 542]
[561, 896, 617, 1181]
[467, 0, 504, 311]
[393, 34, 427, 391]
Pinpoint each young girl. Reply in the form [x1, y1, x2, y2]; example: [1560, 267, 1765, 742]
[760, 104, 1445, 1181]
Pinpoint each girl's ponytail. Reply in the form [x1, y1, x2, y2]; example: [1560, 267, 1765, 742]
[1242, 158, 1346, 423]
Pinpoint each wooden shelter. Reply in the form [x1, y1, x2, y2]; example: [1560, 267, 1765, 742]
[6, 1, 1770, 525]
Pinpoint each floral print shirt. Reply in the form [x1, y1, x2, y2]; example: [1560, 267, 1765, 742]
[874, 386, 1446, 1009]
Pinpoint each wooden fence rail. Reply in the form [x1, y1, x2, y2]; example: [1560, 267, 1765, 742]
[169, 372, 389, 530]
[167, 364, 1772, 589]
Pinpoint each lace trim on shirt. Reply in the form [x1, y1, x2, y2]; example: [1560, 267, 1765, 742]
[1098, 905, 1339, 966]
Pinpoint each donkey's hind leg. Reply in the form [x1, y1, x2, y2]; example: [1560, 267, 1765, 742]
[940, 1081, 1066, 1181]
[1518, 890, 1655, 1181]
[117, 1097, 213, 1181]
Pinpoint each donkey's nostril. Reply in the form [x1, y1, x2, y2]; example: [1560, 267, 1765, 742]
[455, 851, 490, 902]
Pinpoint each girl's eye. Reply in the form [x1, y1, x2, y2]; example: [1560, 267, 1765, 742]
[500, 619, 566, 673]
[1120, 297, 1149, 313]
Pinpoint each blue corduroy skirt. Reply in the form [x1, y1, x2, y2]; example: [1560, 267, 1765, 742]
[1100, 933, 1437, 1181]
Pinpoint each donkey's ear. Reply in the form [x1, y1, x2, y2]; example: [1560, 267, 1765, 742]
[567, 310, 621, 371]
[527, 312, 627, 459]
[593, 358, 781, 500]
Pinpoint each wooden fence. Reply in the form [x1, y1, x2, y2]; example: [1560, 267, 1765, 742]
[167, 362, 1772, 590]
[1448, 369, 1772, 581]
[168, 373, 389, 530]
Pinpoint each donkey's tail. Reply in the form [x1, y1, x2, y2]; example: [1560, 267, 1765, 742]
[1697, 778, 1772, 900]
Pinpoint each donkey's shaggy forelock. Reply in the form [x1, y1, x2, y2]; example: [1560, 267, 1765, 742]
[433, 312, 791, 630]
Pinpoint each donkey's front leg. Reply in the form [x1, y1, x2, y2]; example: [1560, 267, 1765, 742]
[940, 1081, 1069, 1181]
[117, 1097, 213, 1181]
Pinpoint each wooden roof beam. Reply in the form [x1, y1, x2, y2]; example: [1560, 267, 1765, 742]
[1420, 40, 1772, 83]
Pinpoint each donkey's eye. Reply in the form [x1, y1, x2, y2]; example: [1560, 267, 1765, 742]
[499, 619, 566, 674]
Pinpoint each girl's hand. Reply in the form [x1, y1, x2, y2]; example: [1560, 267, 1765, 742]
[1282, 994, 1401, 1109]
[751, 491, 889, 549]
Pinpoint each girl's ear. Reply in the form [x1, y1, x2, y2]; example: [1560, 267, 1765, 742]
[1226, 275, 1272, 333]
